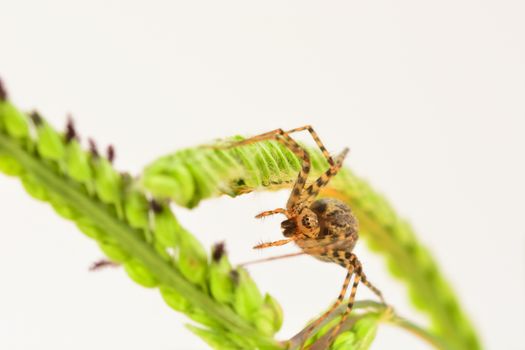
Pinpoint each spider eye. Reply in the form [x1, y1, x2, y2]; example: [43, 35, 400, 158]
[301, 213, 318, 229]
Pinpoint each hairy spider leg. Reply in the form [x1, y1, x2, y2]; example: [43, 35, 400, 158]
[253, 238, 295, 249]
[361, 275, 385, 303]
[284, 125, 336, 166]
[326, 263, 362, 346]
[224, 126, 344, 212]
[299, 250, 383, 348]
[255, 208, 288, 219]
[302, 147, 349, 204]
[239, 251, 307, 267]
[230, 125, 336, 166]
[222, 128, 312, 212]
[300, 266, 355, 349]
[220, 126, 385, 349]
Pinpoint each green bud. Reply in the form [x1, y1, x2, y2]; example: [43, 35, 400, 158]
[159, 286, 191, 313]
[208, 253, 234, 304]
[48, 195, 77, 219]
[92, 157, 122, 211]
[124, 259, 158, 288]
[153, 241, 172, 261]
[362, 229, 382, 252]
[232, 268, 263, 322]
[186, 325, 240, 350]
[311, 315, 340, 344]
[76, 219, 105, 241]
[331, 331, 356, 350]
[392, 219, 415, 246]
[387, 256, 404, 279]
[0, 102, 29, 139]
[0, 154, 24, 176]
[177, 229, 208, 286]
[262, 293, 283, 333]
[142, 162, 195, 207]
[98, 241, 130, 263]
[253, 305, 275, 336]
[35, 122, 65, 161]
[187, 308, 221, 328]
[21, 174, 48, 201]
[223, 332, 258, 350]
[409, 285, 427, 311]
[152, 203, 181, 247]
[230, 146, 260, 188]
[184, 160, 216, 205]
[413, 246, 435, 279]
[124, 189, 150, 230]
[353, 314, 379, 349]
[65, 140, 93, 185]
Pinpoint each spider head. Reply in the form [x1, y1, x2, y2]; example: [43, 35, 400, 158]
[281, 208, 319, 238]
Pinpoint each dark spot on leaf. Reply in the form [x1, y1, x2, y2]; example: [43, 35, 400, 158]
[29, 111, 43, 126]
[149, 199, 163, 213]
[230, 269, 240, 285]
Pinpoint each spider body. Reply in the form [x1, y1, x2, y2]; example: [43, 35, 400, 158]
[223, 125, 384, 349]
[283, 198, 359, 268]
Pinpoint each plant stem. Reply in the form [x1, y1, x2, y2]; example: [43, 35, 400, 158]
[0, 132, 282, 350]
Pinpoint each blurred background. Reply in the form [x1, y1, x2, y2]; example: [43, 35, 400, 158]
[0, 1, 524, 349]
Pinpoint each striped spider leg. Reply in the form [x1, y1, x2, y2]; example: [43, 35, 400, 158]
[222, 125, 385, 349]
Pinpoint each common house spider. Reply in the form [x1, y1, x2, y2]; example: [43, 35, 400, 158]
[225, 126, 385, 348]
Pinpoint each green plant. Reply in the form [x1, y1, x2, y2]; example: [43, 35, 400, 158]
[0, 80, 481, 349]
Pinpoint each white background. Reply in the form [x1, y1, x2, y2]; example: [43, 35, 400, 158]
[0, 1, 524, 349]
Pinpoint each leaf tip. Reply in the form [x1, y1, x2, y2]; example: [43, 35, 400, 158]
[149, 198, 164, 213]
[29, 110, 43, 126]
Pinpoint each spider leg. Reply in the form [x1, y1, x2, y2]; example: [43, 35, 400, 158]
[299, 267, 354, 349]
[326, 262, 362, 346]
[255, 208, 288, 219]
[221, 128, 312, 212]
[361, 274, 386, 304]
[239, 251, 306, 267]
[303, 147, 349, 202]
[253, 238, 294, 249]
[224, 125, 333, 166]
[283, 125, 335, 166]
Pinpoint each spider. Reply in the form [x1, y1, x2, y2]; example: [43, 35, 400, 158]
[223, 126, 385, 349]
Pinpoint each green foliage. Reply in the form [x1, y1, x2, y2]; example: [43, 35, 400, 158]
[142, 139, 481, 350]
[0, 81, 480, 350]
[0, 94, 281, 350]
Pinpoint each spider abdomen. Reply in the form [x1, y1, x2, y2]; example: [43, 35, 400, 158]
[312, 198, 358, 236]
